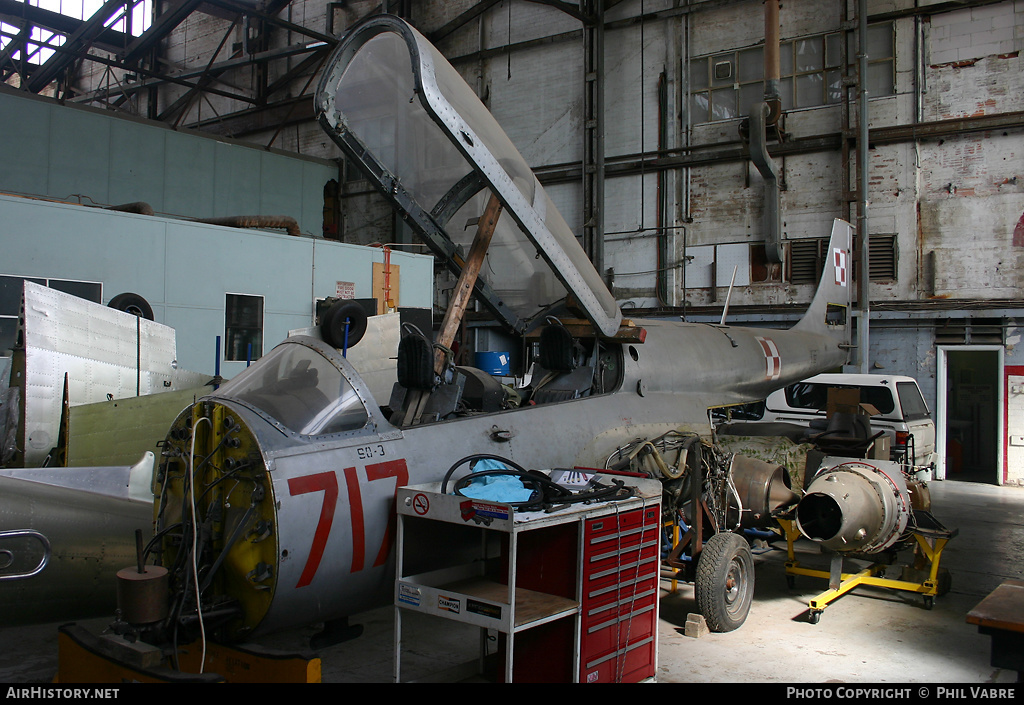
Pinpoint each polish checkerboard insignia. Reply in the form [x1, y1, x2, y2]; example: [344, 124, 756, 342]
[833, 248, 847, 287]
[755, 336, 781, 381]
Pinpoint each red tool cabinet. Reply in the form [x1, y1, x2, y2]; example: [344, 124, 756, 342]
[579, 505, 661, 683]
[394, 476, 661, 683]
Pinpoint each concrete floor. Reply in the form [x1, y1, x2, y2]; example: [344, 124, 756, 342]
[1, 479, 1022, 684]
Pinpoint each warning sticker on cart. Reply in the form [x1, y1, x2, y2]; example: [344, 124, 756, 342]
[398, 583, 421, 607]
[459, 499, 510, 522]
[467, 599, 501, 620]
[438, 595, 461, 614]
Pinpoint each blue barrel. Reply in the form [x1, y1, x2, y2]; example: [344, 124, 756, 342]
[474, 351, 511, 375]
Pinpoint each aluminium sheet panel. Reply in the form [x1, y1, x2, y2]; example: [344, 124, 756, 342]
[18, 281, 208, 466]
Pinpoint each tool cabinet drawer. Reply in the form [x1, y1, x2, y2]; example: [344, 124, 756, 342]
[584, 506, 658, 539]
[582, 538, 659, 589]
[580, 588, 657, 657]
[580, 634, 657, 684]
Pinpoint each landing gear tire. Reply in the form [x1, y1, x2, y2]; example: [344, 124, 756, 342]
[695, 531, 755, 632]
[320, 300, 368, 350]
[108, 292, 153, 320]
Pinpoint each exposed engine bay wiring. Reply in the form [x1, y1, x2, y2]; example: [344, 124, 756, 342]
[604, 430, 742, 535]
[132, 404, 256, 668]
[188, 416, 211, 673]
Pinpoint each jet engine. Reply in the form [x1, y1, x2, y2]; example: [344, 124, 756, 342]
[795, 458, 928, 554]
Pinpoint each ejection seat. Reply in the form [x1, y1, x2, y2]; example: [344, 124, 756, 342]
[388, 325, 506, 424]
[527, 322, 595, 404]
[805, 412, 885, 459]
[389, 326, 442, 425]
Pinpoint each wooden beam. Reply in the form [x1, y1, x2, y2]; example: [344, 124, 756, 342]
[525, 318, 648, 344]
[434, 192, 503, 374]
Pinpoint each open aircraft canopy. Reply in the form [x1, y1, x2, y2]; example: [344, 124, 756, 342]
[315, 14, 622, 338]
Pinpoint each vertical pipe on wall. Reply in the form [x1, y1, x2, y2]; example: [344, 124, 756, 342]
[681, 1, 691, 318]
[657, 70, 668, 306]
[749, 103, 783, 264]
[749, 0, 783, 264]
[595, 3, 606, 277]
[857, 0, 871, 373]
[764, 0, 781, 123]
[582, 1, 606, 279]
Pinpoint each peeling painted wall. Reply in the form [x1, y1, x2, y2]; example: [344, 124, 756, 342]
[63, 0, 1024, 309]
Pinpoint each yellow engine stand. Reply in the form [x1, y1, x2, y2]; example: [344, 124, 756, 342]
[778, 512, 957, 624]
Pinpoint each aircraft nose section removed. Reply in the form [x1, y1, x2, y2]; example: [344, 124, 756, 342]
[314, 14, 621, 338]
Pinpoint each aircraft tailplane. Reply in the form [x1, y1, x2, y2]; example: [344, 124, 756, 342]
[792, 218, 854, 349]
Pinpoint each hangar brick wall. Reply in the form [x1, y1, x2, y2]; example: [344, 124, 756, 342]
[59, 0, 1024, 310]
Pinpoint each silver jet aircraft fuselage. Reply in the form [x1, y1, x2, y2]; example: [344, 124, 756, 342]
[157, 266, 850, 638]
[153, 13, 855, 641]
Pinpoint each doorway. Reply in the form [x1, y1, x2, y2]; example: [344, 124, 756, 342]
[936, 346, 1003, 484]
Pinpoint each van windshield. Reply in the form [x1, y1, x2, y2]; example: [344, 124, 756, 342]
[784, 383, 896, 415]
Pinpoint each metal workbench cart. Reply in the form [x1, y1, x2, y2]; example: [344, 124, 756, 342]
[393, 471, 661, 683]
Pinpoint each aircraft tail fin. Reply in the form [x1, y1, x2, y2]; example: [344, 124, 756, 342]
[792, 218, 854, 349]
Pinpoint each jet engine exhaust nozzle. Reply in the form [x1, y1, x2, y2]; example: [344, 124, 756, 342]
[795, 460, 912, 554]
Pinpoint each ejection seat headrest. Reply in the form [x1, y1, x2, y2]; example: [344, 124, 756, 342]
[823, 411, 872, 440]
[539, 324, 577, 372]
[397, 331, 435, 390]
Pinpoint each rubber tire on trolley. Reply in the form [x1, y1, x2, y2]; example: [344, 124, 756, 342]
[321, 300, 368, 350]
[694, 531, 755, 632]
[108, 292, 154, 320]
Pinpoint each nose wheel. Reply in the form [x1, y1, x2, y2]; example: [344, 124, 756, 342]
[694, 532, 755, 632]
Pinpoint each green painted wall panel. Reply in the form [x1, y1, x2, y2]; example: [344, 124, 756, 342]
[212, 141, 263, 217]
[0, 97, 51, 198]
[261, 157, 310, 232]
[0, 88, 337, 236]
[47, 108, 111, 205]
[108, 119, 167, 208]
[1, 194, 434, 378]
[162, 129, 217, 216]
[1, 196, 167, 307]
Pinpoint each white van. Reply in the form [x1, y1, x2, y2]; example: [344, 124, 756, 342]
[756, 373, 937, 470]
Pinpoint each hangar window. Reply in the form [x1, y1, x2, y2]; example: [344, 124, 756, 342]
[0, 1, 152, 64]
[225, 293, 264, 363]
[0, 275, 102, 355]
[688, 23, 895, 124]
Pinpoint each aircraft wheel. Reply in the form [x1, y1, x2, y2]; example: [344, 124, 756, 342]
[694, 532, 755, 632]
[108, 292, 153, 320]
[321, 300, 368, 349]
